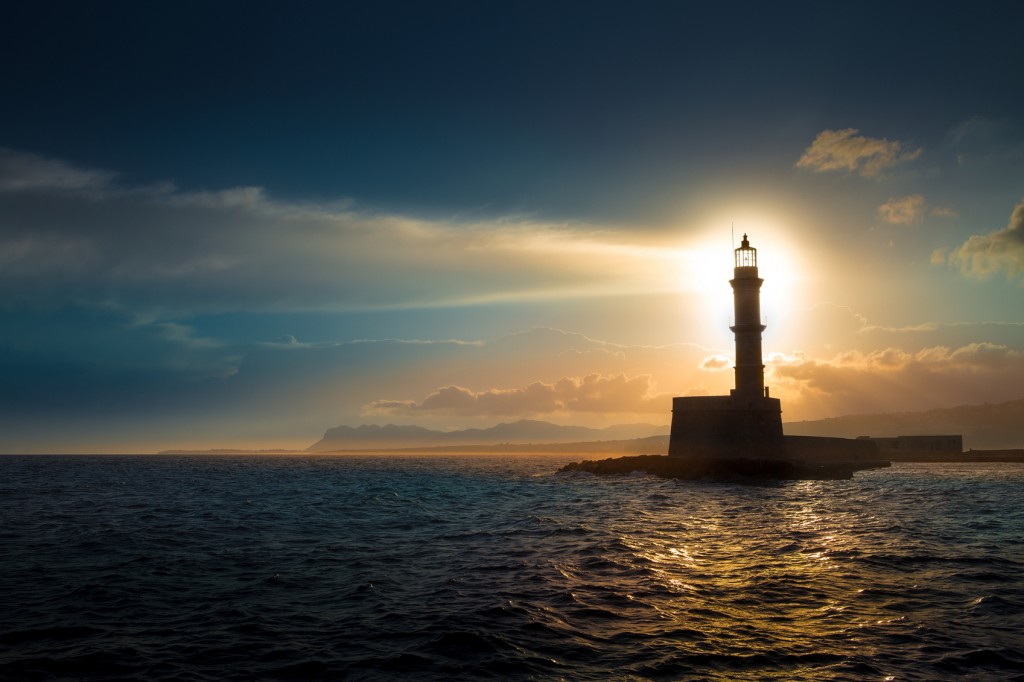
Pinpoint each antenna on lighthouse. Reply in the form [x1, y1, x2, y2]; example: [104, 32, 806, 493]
[731, 222, 735, 250]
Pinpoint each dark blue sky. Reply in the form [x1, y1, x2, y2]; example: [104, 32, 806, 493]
[4, 2, 1021, 219]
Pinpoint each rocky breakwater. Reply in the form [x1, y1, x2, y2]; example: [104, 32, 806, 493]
[559, 454, 890, 481]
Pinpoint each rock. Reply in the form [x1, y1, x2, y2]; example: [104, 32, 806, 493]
[558, 454, 889, 481]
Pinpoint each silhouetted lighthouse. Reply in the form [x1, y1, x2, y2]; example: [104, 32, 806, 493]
[570, 232, 891, 473]
[668, 233, 784, 458]
[730, 234, 767, 401]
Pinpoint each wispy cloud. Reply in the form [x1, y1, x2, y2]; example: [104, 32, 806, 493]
[0, 147, 115, 192]
[945, 199, 1024, 280]
[878, 194, 925, 224]
[699, 354, 731, 372]
[877, 194, 958, 224]
[796, 128, 922, 177]
[929, 206, 959, 218]
[0, 147, 691, 315]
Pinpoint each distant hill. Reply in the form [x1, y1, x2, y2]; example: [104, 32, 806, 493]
[161, 399, 1024, 455]
[784, 398, 1024, 450]
[307, 419, 667, 452]
[310, 400, 1024, 452]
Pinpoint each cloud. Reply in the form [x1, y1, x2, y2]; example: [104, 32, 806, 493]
[0, 306, 243, 424]
[945, 199, 1024, 280]
[947, 116, 1023, 154]
[365, 373, 671, 416]
[929, 206, 959, 218]
[699, 354, 732, 372]
[877, 195, 956, 224]
[796, 128, 922, 177]
[361, 334, 1024, 424]
[878, 194, 925, 224]
[166, 186, 269, 209]
[769, 342, 1024, 418]
[0, 323, 719, 450]
[0, 147, 115, 192]
[860, 320, 1024, 338]
[0, 147, 692, 316]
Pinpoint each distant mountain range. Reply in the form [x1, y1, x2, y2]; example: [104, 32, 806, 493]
[307, 419, 667, 452]
[158, 398, 1024, 454]
[784, 398, 1024, 450]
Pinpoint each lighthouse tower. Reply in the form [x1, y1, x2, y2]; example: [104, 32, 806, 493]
[730, 234, 767, 402]
[668, 234, 784, 459]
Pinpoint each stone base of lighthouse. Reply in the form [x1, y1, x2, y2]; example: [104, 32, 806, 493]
[668, 394, 785, 459]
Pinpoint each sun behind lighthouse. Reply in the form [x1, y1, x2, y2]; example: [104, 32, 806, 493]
[668, 234, 786, 458]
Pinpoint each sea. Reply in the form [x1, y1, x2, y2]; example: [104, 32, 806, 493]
[1, 455, 1023, 681]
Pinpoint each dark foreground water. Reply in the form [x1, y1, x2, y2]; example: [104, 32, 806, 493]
[2, 455, 1023, 681]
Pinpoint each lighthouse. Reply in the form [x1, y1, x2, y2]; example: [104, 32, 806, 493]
[668, 234, 784, 459]
[568, 232, 891, 476]
[730, 234, 767, 402]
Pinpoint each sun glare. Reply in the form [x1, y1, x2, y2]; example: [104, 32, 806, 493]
[676, 212, 810, 349]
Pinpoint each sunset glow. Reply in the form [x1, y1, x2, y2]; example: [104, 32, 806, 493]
[5, 7, 1024, 682]
[1, 4, 1022, 453]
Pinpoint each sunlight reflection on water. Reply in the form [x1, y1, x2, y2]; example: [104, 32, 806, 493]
[1, 456, 1022, 680]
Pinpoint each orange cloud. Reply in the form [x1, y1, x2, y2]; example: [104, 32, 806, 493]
[699, 354, 732, 372]
[769, 342, 1024, 419]
[796, 128, 922, 177]
[878, 194, 925, 224]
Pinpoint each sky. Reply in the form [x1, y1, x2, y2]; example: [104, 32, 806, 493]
[2, 1, 1023, 453]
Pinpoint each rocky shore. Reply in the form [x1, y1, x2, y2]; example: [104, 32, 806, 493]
[559, 454, 890, 481]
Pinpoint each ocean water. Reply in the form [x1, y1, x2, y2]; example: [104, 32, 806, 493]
[1, 455, 1023, 681]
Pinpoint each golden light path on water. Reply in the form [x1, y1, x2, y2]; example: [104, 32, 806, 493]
[538, 470, 963, 680]
[3, 454, 1022, 680]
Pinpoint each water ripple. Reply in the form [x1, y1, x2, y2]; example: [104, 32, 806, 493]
[1, 455, 1022, 680]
